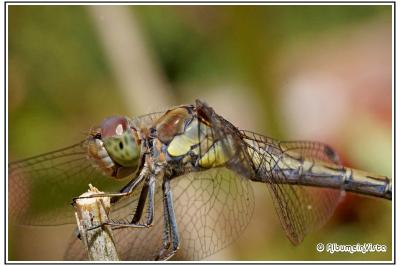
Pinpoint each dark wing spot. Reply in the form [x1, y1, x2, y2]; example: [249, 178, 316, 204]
[324, 145, 340, 164]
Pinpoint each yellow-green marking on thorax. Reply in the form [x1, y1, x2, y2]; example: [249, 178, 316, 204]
[167, 117, 235, 168]
[167, 118, 208, 157]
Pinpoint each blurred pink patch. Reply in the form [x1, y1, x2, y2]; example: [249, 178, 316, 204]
[278, 19, 392, 142]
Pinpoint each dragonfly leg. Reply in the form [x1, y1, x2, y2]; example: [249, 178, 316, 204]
[78, 165, 155, 233]
[156, 178, 180, 261]
[128, 173, 155, 226]
[85, 182, 150, 231]
[74, 200, 150, 237]
[104, 174, 156, 230]
[145, 173, 155, 225]
[71, 164, 150, 204]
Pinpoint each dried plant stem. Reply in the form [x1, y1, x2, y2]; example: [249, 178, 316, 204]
[74, 184, 119, 261]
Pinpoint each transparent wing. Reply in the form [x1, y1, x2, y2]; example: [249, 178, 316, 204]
[64, 168, 255, 261]
[8, 141, 135, 225]
[131, 111, 165, 129]
[195, 100, 343, 246]
[241, 130, 341, 164]
[241, 131, 344, 245]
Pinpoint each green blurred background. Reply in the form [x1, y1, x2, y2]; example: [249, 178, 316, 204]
[8, 5, 392, 261]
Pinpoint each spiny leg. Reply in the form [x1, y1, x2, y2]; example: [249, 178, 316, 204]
[130, 178, 149, 224]
[145, 174, 155, 225]
[72, 165, 150, 204]
[73, 170, 151, 242]
[128, 173, 155, 226]
[106, 174, 156, 230]
[83, 168, 155, 233]
[156, 178, 180, 261]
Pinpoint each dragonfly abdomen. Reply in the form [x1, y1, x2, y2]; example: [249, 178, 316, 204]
[251, 147, 392, 200]
[342, 168, 392, 200]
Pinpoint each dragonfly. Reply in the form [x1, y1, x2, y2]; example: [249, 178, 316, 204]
[8, 99, 392, 261]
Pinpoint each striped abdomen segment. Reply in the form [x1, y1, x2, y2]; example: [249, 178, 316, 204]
[250, 145, 392, 200]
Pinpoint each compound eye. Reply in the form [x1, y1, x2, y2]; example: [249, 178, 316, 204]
[101, 116, 128, 138]
[100, 116, 141, 169]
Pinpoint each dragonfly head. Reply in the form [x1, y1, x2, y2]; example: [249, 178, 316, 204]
[100, 116, 142, 169]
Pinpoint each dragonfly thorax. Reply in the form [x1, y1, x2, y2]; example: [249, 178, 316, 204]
[153, 106, 237, 173]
